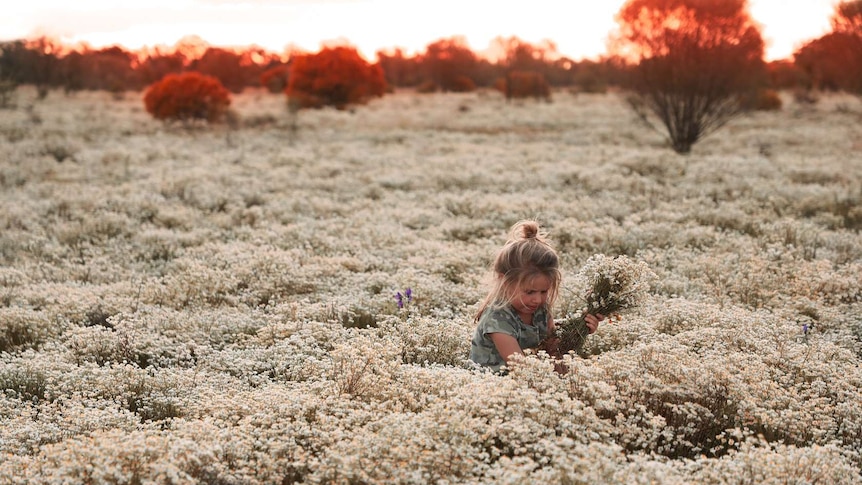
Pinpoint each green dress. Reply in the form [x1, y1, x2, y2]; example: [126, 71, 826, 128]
[469, 304, 550, 372]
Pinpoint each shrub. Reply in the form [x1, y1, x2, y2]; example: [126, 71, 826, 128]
[285, 46, 387, 110]
[260, 64, 289, 93]
[0, 307, 54, 352]
[416, 80, 438, 93]
[0, 76, 16, 109]
[793, 1, 862, 95]
[794, 32, 862, 93]
[389, 316, 470, 367]
[741, 88, 783, 111]
[143, 72, 231, 123]
[793, 88, 819, 104]
[420, 37, 481, 92]
[766, 59, 807, 90]
[0, 367, 48, 403]
[573, 71, 608, 94]
[192, 47, 248, 93]
[613, 0, 767, 154]
[448, 75, 476, 93]
[497, 70, 551, 100]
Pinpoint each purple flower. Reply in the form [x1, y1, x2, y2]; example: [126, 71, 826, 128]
[395, 288, 413, 309]
[802, 323, 809, 334]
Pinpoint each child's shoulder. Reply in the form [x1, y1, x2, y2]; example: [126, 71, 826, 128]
[478, 304, 516, 325]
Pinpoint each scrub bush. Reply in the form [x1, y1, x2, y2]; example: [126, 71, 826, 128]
[260, 64, 289, 93]
[496, 70, 550, 100]
[614, 0, 767, 154]
[448, 75, 476, 93]
[743, 88, 783, 111]
[285, 46, 386, 110]
[143, 72, 231, 123]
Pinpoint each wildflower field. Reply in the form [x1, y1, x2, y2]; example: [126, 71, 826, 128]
[1, 86, 861, 484]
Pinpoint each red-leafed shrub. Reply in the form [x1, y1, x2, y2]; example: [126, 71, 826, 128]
[420, 37, 481, 92]
[416, 80, 438, 93]
[143, 72, 231, 123]
[260, 65, 290, 93]
[496, 71, 551, 100]
[794, 32, 862, 92]
[285, 46, 386, 110]
[449, 75, 476, 93]
[793, 1, 862, 95]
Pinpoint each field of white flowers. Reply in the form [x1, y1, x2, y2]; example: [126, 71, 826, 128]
[1, 86, 861, 484]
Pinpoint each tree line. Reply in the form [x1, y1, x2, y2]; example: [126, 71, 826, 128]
[3, 0, 861, 154]
[1, 3, 860, 101]
[0, 34, 623, 97]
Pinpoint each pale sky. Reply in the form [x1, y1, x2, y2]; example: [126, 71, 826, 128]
[0, 0, 838, 61]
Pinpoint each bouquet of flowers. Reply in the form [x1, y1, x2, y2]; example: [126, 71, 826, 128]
[551, 254, 656, 355]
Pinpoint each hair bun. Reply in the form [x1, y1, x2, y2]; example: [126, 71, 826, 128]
[510, 219, 542, 241]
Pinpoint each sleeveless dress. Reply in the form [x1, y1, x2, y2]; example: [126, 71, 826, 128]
[469, 304, 550, 372]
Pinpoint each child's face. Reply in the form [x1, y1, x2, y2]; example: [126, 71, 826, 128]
[512, 274, 552, 317]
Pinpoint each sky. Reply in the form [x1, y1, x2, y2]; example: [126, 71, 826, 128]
[0, 0, 839, 61]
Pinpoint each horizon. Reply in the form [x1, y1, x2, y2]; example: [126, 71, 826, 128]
[2, 1, 838, 62]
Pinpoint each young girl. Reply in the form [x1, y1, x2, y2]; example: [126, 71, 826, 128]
[469, 220, 604, 373]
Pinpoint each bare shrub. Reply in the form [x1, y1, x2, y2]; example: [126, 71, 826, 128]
[613, 0, 767, 154]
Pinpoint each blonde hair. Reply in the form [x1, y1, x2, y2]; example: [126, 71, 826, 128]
[475, 220, 561, 321]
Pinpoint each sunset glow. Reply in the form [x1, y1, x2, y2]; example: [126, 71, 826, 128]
[1, 0, 838, 60]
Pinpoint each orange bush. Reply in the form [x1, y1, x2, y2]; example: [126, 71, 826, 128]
[420, 37, 480, 92]
[143, 72, 231, 123]
[285, 46, 386, 110]
[496, 70, 550, 100]
[260, 65, 290, 93]
[416, 80, 439, 93]
[449, 75, 476, 93]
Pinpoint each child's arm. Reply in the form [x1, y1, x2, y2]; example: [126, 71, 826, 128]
[488, 333, 523, 365]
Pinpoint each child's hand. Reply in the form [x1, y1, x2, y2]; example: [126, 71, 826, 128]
[585, 313, 605, 334]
